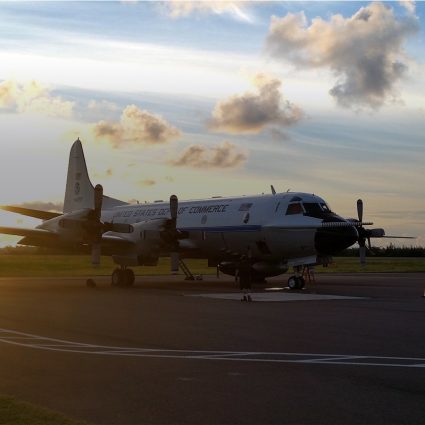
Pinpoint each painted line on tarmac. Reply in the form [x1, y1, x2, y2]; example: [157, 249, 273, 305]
[0, 328, 424, 369]
[185, 292, 366, 302]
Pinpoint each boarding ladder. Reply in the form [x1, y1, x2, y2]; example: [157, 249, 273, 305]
[179, 259, 195, 281]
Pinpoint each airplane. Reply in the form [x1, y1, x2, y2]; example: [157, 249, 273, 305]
[0, 139, 411, 289]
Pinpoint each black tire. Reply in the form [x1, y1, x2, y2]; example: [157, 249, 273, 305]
[111, 269, 122, 286]
[288, 276, 297, 290]
[288, 276, 304, 290]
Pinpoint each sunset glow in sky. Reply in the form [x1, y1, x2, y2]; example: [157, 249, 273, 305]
[0, 1, 424, 246]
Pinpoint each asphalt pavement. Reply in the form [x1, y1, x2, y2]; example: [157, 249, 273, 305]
[0, 272, 424, 424]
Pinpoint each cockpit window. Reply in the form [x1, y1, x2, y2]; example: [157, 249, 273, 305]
[286, 202, 304, 215]
[289, 196, 302, 202]
[320, 203, 332, 213]
[303, 203, 324, 216]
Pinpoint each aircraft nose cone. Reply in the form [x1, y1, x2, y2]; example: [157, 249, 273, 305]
[315, 223, 359, 256]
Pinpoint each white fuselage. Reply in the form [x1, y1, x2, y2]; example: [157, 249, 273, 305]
[101, 192, 331, 263]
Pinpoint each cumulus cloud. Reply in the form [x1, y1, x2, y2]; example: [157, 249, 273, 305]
[399, 1, 415, 14]
[209, 74, 303, 134]
[164, 1, 253, 22]
[92, 104, 181, 147]
[170, 141, 248, 169]
[265, 2, 419, 108]
[0, 80, 74, 118]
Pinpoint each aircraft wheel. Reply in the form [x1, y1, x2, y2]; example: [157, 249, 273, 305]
[125, 269, 135, 287]
[288, 276, 304, 290]
[111, 269, 122, 286]
[288, 276, 297, 290]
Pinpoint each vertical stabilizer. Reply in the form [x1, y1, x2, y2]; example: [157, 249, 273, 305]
[63, 139, 127, 213]
[64, 139, 94, 213]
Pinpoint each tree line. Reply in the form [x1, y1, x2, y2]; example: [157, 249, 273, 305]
[0, 243, 424, 257]
[340, 244, 425, 257]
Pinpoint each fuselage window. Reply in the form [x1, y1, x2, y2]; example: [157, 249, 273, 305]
[286, 202, 303, 215]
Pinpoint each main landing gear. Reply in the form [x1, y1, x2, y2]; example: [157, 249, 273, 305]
[287, 266, 305, 290]
[111, 267, 135, 287]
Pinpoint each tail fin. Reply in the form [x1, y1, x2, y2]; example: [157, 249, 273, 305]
[63, 139, 128, 213]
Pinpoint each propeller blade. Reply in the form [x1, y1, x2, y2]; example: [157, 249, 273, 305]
[271, 185, 276, 195]
[170, 252, 179, 273]
[94, 184, 103, 219]
[91, 243, 101, 267]
[170, 195, 178, 222]
[91, 184, 104, 267]
[359, 245, 366, 266]
[356, 199, 363, 222]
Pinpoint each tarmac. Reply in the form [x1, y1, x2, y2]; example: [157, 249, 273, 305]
[0, 272, 424, 424]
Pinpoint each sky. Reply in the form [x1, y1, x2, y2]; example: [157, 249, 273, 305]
[0, 0, 424, 247]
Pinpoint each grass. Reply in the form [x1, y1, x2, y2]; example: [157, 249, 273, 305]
[0, 395, 88, 425]
[0, 255, 424, 277]
[315, 257, 425, 273]
[0, 255, 211, 277]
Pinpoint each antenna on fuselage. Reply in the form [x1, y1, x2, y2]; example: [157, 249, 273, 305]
[271, 185, 276, 195]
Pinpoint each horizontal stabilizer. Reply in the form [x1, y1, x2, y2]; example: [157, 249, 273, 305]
[0, 205, 61, 220]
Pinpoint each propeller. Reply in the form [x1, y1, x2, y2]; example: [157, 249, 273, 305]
[355, 199, 385, 266]
[87, 184, 104, 266]
[59, 184, 132, 267]
[169, 195, 180, 273]
[356, 199, 366, 266]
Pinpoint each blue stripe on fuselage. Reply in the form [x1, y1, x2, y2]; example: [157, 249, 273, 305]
[180, 225, 261, 232]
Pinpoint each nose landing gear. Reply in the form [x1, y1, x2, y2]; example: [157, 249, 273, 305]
[287, 265, 305, 290]
[287, 275, 305, 290]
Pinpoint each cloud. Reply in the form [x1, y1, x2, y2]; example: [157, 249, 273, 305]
[0, 80, 74, 118]
[170, 141, 248, 169]
[87, 99, 119, 112]
[265, 2, 419, 108]
[19, 201, 63, 212]
[399, 1, 415, 14]
[138, 179, 156, 187]
[93, 168, 114, 179]
[92, 104, 181, 147]
[164, 1, 253, 23]
[209, 74, 303, 134]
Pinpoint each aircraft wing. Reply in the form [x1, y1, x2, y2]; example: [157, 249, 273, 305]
[0, 226, 56, 239]
[0, 205, 61, 220]
[0, 225, 134, 249]
[0, 226, 61, 249]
